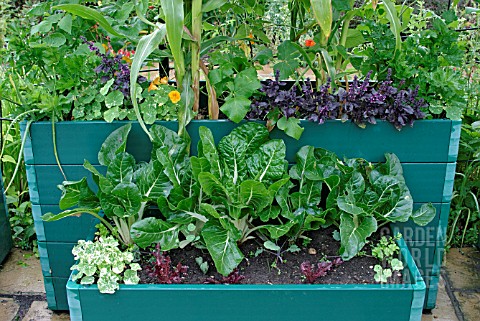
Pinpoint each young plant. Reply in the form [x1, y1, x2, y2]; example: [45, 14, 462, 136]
[146, 244, 188, 284]
[371, 234, 404, 283]
[71, 236, 141, 294]
[300, 258, 343, 284]
[204, 269, 245, 284]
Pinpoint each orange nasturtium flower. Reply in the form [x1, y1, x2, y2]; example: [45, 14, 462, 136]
[168, 90, 181, 104]
[148, 76, 161, 92]
[160, 77, 169, 85]
[305, 39, 316, 47]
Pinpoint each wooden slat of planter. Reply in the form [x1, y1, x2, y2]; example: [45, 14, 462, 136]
[33, 205, 99, 243]
[44, 277, 69, 311]
[405, 240, 445, 279]
[30, 163, 453, 205]
[24, 120, 459, 165]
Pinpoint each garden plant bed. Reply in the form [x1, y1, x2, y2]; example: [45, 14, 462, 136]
[139, 227, 401, 285]
[67, 233, 424, 321]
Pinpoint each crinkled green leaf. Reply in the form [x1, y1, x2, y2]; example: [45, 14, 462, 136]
[130, 217, 180, 249]
[247, 139, 287, 182]
[98, 124, 131, 166]
[411, 203, 436, 226]
[202, 222, 244, 276]
[106, 152, 135, 185]
[239, 180, 271, 212]
[339, 213, 377, 260]
[135, 161, 173, 199]
[58, 178, 98, 210]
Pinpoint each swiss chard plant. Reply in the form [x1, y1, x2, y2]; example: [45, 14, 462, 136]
[194, 122, 291, 275]
[42, 123, 194, 248]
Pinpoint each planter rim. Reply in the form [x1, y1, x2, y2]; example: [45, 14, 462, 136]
[66, 237, 425, 292]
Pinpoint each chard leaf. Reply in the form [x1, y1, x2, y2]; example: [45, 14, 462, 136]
[135, 161, 172, 199]
[190, 156, 211, 180]
[229, 122, 269, 157]
[157, 195, 195, 223]
[290, 146, 320, 184]
[98, 124, 131, 166]
[260, 221, 295, 239]
[202, 222, 244, 276]
[83, 159, 104, 186]
[411, 203, 436, 226]
[337, 195, 366, 215]
[218, 131, 248, 185]
[58, 178, 99, 210]
[373, 176, 413, 222]
[339, 213, 377, 260]
[197, 172, 230, 203]
[101, 183, 142, 218]
[130, 217, 180, 250]
[200, 203, 221, 218]
[345, 171, 365, 200]
[258, 205, 281, 222]
[106, 152, 135, 185]
[198, 126, 222, 177]
[247, 139, 287, 182]
[156, 145, 189, 187]
[239, 180, 271, 212]
[303, 208, 327, 230]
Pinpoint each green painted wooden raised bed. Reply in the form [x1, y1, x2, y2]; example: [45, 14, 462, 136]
[0, 175, 12, 264]
[21, 119, 460, 310]
[66, 237, 425, 321]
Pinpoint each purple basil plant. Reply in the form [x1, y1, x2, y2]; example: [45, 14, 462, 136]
[247, 69, 427, 130]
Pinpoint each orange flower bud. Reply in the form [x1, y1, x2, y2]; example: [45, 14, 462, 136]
[305, 39, 316, 47]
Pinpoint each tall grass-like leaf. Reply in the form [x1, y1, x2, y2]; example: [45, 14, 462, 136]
[202, 0, 227, 12]
[53, 4, 123, 37]
[160, 0, 186, 86]
[381, 0, 402, 51]
[130, 26, 167, 141]
[311, 0, 332, 40]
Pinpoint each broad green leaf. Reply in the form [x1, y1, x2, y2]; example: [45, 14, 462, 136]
[382, 153, 404, 179]
[233, 68, 262, 98]
[200, 203, 221, 219]
[220, 96, 252, 123]
[42, 208, 100, 222]
[190, 156, 211, 180]
[98, 124, 131, 166]
[156, 145, 189, 187]
[260, 222, 295, 239]
[106, 152, 135, 185]
[100, 79, 115, 96]
[239, 180, 271, 212]
[105, 90, 124, 108]
[277, 117, 304, 140]
[58, 178, 98, 210]
[303, 208, 327, 230]
[150, 124, 185, 150]
[135, 161, 173, 199]
[198, 172, 230, 202]
[299, 180, 323, 207]
[103, 107, 120, 123]
[198, 126, 222, 177]
[218, 131, 248, 184]
[311, 0, 332, 39]
[229, 122, 269, 156]
[247, 139, 286, 182]
[53, 4, 123, 37]
[345, 28, 366, 48]
[58, 14, 73, 34]
[411, 203, 436, 226]
[339, 213, 377, 260]
[101, 183, 142, 218]
[83, 159, 104, 187]
[130, 26, 167, 140]
[337, 195, 366, 215]
[43, 33, 66, 47]
[130, 217, 179, 249]
[373, 176, 413, 222]
[345, 171, 365, 199]
[202, 222, 244, 276]
[258, 205, 281, 222]
[263, 241, 280, 251]
[289, 146, 318, 184]
[30, 20, 53, 35]
[380, 0, 402, 51]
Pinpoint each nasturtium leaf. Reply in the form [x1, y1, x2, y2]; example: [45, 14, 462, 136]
[411, 203, 436, 226]
[105, 90, 124, 108]
[98, 124, 131, 166]
[202, 222, 244, 276]
[220, 96, 252, 123]
[277, 117, 304, 140]
[130, 217, 180, 250]
[339, 213, 377, 260]
[58, 14, 73, 34]
[247, 139, 287, 182]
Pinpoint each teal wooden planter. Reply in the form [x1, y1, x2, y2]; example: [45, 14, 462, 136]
[0, 175, 12, 264]
[21, 119, 460, 310]
[67, 237, 425, 321]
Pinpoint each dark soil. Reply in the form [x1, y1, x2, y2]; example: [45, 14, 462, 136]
[138, 227, 403, 286]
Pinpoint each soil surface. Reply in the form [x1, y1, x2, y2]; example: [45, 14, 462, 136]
[138, 227, 403, 285]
